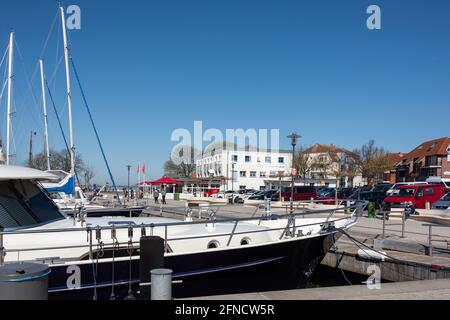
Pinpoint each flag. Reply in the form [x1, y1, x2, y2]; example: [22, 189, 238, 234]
[142, 164, 145, 174]
[137, 164, 140, 173]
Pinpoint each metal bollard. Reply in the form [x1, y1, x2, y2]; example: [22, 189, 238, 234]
[401, 211, 406, 238]
[0, 233, 4, 266]
[428, 225, 433, 257]
[151, 269, 173, 300]
[0, 263, 50, 300]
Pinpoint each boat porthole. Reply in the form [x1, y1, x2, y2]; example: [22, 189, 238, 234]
[240, 238, 251, 246]
[207, 240, 219, 249]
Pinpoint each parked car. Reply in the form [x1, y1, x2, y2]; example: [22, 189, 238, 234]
[347, 189, 389, 210]
[354, 186, 372, 193]
[386, 181, 429, 196]
[317, 188, 355, 205]
[213, 190, 234, 199]
[317, 187, 335, 198]
[372, 183, 393, 193]
[383, 184, 446, 209]
[426, 177, 450, 191]
[432, 192, 450, 210]
[248, 190, 278, 200]
[203, 188, 219, 197]
[271, 186, 317, 202]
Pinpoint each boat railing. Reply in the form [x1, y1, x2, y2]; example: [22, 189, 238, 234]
[0, 201, 366, 266]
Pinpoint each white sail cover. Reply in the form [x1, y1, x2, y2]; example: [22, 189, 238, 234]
[0, 165, 58, 181]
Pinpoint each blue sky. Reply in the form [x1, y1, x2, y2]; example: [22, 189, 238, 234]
[1, 0, 450, 184]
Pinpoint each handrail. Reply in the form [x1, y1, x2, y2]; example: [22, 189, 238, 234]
[422, 223, 450, 257]
[0, 201, 366, 237]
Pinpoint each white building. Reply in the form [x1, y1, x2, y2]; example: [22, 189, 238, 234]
[302, 144, 364, 187]
[196, 147, 293, 191]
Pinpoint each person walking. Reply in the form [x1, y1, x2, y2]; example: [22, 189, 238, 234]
[153, 189, 160, 204]
[161, 188, 167, 205]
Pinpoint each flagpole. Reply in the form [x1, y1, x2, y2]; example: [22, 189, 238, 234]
[137, 162, 140, 195]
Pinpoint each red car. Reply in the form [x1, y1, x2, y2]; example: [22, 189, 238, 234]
[271, 186, 317, 202]
[383, 184, 445, 209]
[203, 188, 219, 197]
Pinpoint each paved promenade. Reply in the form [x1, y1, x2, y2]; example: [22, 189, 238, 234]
[185, 279, 450, 300]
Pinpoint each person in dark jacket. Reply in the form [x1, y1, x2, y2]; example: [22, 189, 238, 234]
[153, 189, 160, 204]
[404, 201, 416, 220]
[161, 188, 167, 205]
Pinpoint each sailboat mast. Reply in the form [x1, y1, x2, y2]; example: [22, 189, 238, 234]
[6, 32, 14, 166]
[39, 59, 51, 171]
[60, 6, 75, 174]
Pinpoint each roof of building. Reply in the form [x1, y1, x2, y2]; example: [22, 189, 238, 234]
[387, 152, 405, 168]
[202, 142, 292, 156]
[402, 137, 450, 161]
[302, 144, 357, 160]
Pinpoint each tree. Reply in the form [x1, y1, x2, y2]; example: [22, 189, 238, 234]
[354, 140, 389, 186]
[293, 146, 313, 181]
[164, 145, 197, 178]
[83, 166, 95, 189]
[28, 149, 90, 180]
[311, 155, 333, 180]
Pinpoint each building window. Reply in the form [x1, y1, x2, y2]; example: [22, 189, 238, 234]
[278, 157, 285, 164]
[245, 156, 251, 163]
[259, 186, 266, 191]
[265, 156, 271, 163]
[250, 171, 256, 178]
[260, 172, 266, 178]
[240, 171, 247, 177]
[232, 155, 238, 162]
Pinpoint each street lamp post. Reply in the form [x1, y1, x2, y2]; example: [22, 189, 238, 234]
[126, 165, 132, 202]
[231, 162, 236, 204]
[288, 133, 301, 214]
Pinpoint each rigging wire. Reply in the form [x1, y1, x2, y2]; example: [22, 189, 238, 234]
[38, 9, 59, 60]
[0, 45, 8, 70]
[13, 38, 43, 126]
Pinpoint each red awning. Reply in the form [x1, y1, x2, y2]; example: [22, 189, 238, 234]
[148, 176, 183, 185]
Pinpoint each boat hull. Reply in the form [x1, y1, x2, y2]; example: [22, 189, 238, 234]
[47, 232, 336, 300]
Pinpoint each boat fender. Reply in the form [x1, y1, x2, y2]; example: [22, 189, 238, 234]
[357, 249, 389, 262]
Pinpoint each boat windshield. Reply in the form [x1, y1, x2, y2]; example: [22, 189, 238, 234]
[0, 180, 64, 229]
